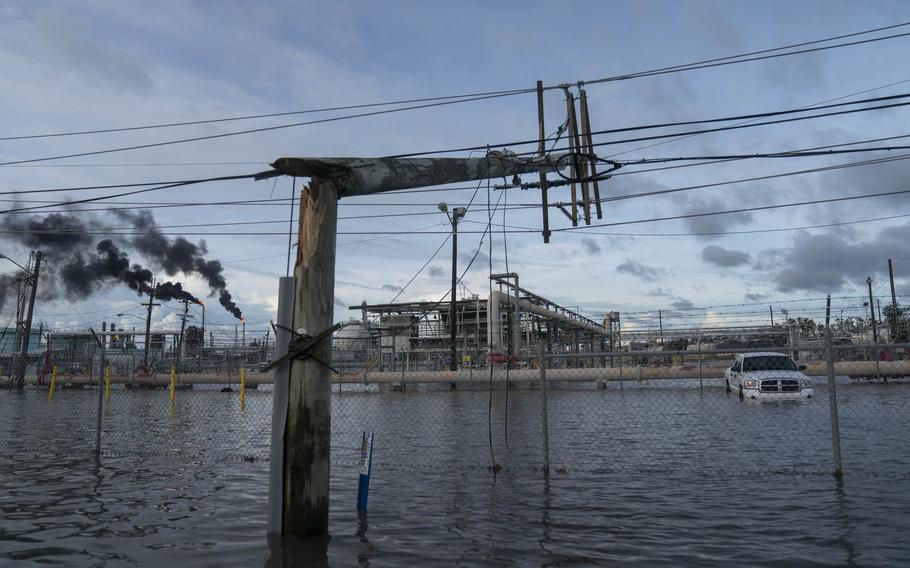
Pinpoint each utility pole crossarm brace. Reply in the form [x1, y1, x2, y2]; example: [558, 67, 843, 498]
[270, 156, 565, 197]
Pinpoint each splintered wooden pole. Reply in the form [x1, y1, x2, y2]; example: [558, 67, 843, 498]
[284, 177, 338, 536]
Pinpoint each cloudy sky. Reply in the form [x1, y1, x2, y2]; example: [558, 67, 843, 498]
[1, 0, 909, 340]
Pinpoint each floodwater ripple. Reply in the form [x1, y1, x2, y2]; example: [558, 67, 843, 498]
[2, 384, 909, 566]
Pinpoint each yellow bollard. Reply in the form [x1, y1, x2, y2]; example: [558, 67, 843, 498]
[48, 366, 58, 401]
[240, 367, 246, 406]
[169, 366, 176, 402]
[104, 366, 111, 402]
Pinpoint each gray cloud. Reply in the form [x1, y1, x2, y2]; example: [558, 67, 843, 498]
[759, 51, 827, 97]
[381, 284, 402, 292]
[459, 251, 490, 273]
[682, 197, 754, 237]
[745, 293, 769, 302]
[672, 299, 695, 310]
[701, 245, 750, 267]
[334, 296, 347, 308]
[640, 286, 692, 310]
[580, 238, 601, 256]
[616, 260, 671, 283]
[644, 287, 672, 297]
[765, 226, 910, 293]
[427, 265, 445, 278]
[821, 159, 910, 213]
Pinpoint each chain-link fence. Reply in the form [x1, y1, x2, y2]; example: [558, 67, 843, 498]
[3, 329, 909, 499]
[331, 338, 910, 479]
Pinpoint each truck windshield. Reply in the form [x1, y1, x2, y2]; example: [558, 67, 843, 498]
[742, 356, 798, 372]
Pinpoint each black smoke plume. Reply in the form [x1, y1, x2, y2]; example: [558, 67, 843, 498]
[154, 281, 199, 304]
[3, 213, 95, 252]
[59, 240, 153, 299]
[113, 211, 242, 318]
[0, 208, 242, 317]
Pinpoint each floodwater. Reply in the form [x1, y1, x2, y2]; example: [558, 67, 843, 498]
[2, 379, 909, 566]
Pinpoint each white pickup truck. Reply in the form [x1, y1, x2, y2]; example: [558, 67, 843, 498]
[725, 352, 814, 401]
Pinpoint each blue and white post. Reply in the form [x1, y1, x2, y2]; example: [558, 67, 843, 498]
[357, 431, 374, 512]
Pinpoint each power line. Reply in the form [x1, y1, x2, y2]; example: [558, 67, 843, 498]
[559, 210, 910, 237]
[6, 178, 910, 237]
[3, 24, 907, 171]
[594, 92, 910, 141]
[0, 197, 295, 207]
[0, 89, 533, 142]
[582, 25, 910, 84]
[389, 95, 910, 158]
[3, 21, 906, 148]
[539, 98, 910, 155]
[0, 91, 531, 167]
[603, 153, 910, 203]
[0, 177, 267, 197]
[10, 203, 907, 238]
[606, 132, 910, 177]
[3, 149, 907, 228]
[0, 172, 265, 215]
[603, 77, 910, 159]
[556, 186, 910, 234]
[4, 131, 906, 214]
[0, 161, 270, 169]
[4, 93, 906, 200]
[613, 144, 910, 166]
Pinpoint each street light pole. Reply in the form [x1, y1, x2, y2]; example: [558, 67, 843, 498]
[866, 276, 878, 343]
[141, 284, 160, 372]
[199, 301, 205, 367]
[0, 253, 29, 385]
[439, 203, 466, 371]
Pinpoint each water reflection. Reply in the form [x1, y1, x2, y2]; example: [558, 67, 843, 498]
[266, 532, 329, 568]
[834, 477, 858, 567]
[539, 477, 552, 555]
[356, 511, 377, 567]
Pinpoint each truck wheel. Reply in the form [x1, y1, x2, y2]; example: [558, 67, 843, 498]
[738, 387, 744, 401]
[725, 379, 731, 393]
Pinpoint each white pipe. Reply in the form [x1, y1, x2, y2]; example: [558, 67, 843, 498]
[486, 290, 608, 353]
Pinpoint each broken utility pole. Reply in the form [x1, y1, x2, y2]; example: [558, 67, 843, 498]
[16, 250, 41, 391]
[267, 154, 561, 536]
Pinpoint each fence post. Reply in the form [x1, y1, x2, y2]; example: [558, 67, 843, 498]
[619, 350, 624, 391]
[48, 365, 57, 400]
[89, 329, 105, 460]
[825, 297, 844, 477]
[539, 338, 550, 478]
[697, 332, 703, 395]
[240, 367, 246, 407]
[268, 276, 295, 536]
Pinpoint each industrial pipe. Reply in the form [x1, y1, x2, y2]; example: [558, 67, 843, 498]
[486, 290, 608, 353]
